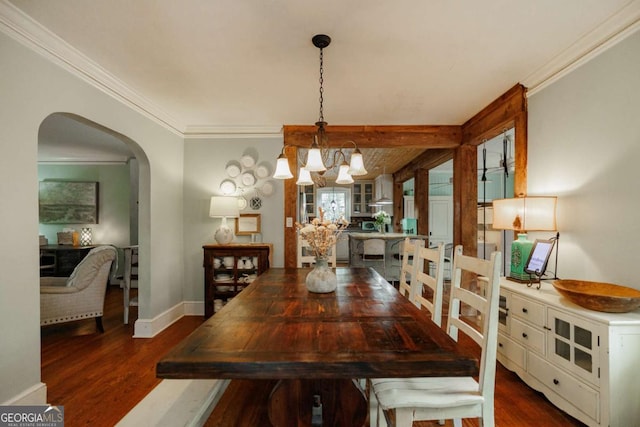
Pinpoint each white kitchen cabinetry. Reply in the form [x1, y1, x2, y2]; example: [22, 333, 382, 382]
[497, 279, 640, 427]
[352, 181, 374, 215]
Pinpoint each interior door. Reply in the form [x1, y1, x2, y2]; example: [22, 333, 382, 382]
[428, 196, 452, 246]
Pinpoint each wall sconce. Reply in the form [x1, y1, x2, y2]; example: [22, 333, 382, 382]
[80, 227, 92, 246]
[493, 196, 557, 282]
[209, 196, 240, 244]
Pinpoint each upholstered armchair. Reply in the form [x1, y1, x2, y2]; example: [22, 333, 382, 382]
[40, 245, 117, 332]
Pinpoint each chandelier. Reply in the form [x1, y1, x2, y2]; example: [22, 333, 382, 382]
[273, 34, 367, 186]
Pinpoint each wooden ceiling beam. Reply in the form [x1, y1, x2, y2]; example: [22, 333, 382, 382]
[283, 125, 462, 148]
[394, 149, 454, 183]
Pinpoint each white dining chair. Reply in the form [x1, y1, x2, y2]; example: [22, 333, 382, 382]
[397, 238, 424, 300]
[121, 245, 139, 324]
[297, 235, 336, 268]
[411, 242, 445, 326]
[370, 245, 502, 427]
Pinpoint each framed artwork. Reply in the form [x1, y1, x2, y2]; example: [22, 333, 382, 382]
[235, 213, 261, 235]
[39, 181, 99, 224]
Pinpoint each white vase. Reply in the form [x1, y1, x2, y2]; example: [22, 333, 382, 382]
[305, 256, 337, 293]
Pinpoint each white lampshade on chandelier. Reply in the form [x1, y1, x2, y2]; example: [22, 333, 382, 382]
[273, 34, 368, 186]
[209, 196, 240, 244]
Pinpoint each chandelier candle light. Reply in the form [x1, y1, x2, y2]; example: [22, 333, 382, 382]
[296, 207, 349, 293]
[273, 34, 368, 186]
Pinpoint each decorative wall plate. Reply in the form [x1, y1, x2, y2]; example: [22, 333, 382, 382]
[250, 196, 262, 210]
[255, 164, 270, 179]
[261, 181, 274, 196]
[219, 180, 236, 195]
[225, 162, 241, 178]
[237, 197, 248, 210]
[241, 172, 256, 186]
[240, 154, 256, 169]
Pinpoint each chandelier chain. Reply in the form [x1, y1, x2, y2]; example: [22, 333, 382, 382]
[318, 47, 324, 123]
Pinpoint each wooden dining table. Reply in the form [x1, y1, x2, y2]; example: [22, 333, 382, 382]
[157, 267, 478, 427]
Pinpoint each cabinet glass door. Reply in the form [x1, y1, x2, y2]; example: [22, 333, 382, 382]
[547, 308, 600, 386]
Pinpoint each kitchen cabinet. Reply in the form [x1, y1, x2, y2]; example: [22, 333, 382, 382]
[203, 244, 271, 318]
[301, 186, 315, 217]
[497, 279, 640, 426]
[352, 180, 374, 215]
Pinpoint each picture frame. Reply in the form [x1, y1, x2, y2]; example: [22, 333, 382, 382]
[39, 181, 99, 224]
[524, 238, 556, 277]
[235, 213, 261, 235]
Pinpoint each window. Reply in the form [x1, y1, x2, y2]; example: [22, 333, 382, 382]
[317, 187, 351, 222]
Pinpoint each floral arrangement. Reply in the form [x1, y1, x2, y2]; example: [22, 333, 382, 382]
[296, 207, 349, 258]
[373, 210, 391, 229]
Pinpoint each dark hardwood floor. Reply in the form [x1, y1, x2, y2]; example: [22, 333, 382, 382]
[41, 284, 585, 427]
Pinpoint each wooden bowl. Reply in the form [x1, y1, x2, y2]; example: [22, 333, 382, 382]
[552, 280, 640, 313]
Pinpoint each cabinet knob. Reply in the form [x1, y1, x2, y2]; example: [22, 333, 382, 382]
[522, 333, 528, 339]
[522, 308, 528, 313]
[498, 342, 503, 347]
[553, 379, 559, 385]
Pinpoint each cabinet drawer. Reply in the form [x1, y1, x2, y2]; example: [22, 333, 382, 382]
[497, 332, 526, 370]
[528, 352, 599, 423]
[510, 294, 545, 327]
[511, 317, 545, 355]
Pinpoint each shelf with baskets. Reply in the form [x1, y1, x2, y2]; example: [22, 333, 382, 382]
[203, 243, 271, 318]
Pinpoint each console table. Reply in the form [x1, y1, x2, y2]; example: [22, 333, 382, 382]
[39, 245, 94, 277]
[497, 278, 640, 426]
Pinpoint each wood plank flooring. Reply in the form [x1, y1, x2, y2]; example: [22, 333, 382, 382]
[41, 284, 586, 427]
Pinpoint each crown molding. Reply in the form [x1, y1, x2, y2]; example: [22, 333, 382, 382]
[524, 0, 640, 96]
[0, 0, 184, 136]
[3, 0, 639, 133]
[183, 125, 283, 140]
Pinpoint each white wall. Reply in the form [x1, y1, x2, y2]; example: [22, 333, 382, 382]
[528, 29, 640, 287]
[183, 139, 285, 302]
[0, 31, 183, 403]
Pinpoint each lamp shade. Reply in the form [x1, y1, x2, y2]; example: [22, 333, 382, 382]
[335, 163, 354, 184]
[304, 146, 326, 172]
[492, 196, 557, 232]
[209, 196, 240, 218]
[273, 155, 293, 179]
[347, 149, 367, 176]
[296, 167, 314, 186]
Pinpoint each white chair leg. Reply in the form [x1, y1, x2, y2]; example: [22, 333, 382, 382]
[395, 408, 413, 427]
[369, 384, 379, 427]
[453, 418, 462, 427]
[378, 402, 388, 427]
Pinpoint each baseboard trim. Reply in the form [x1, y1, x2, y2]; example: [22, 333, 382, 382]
[2, 382, 47, 405]
[132, 301, 204, 338]
[116, 379, 229, 427]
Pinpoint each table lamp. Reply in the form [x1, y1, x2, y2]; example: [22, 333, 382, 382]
[492, 196, 557, 282]
[209, 196, 240, 244]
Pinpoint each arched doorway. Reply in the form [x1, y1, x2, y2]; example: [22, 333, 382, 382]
[37, 112, 150, 331]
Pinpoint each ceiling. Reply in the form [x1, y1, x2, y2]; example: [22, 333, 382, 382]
[6, 0, 638, 167]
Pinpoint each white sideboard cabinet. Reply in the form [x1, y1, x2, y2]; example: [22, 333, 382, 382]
[497, 279, 640, 427]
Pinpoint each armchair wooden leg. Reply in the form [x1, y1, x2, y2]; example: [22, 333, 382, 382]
[95, 316, 104, 333]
